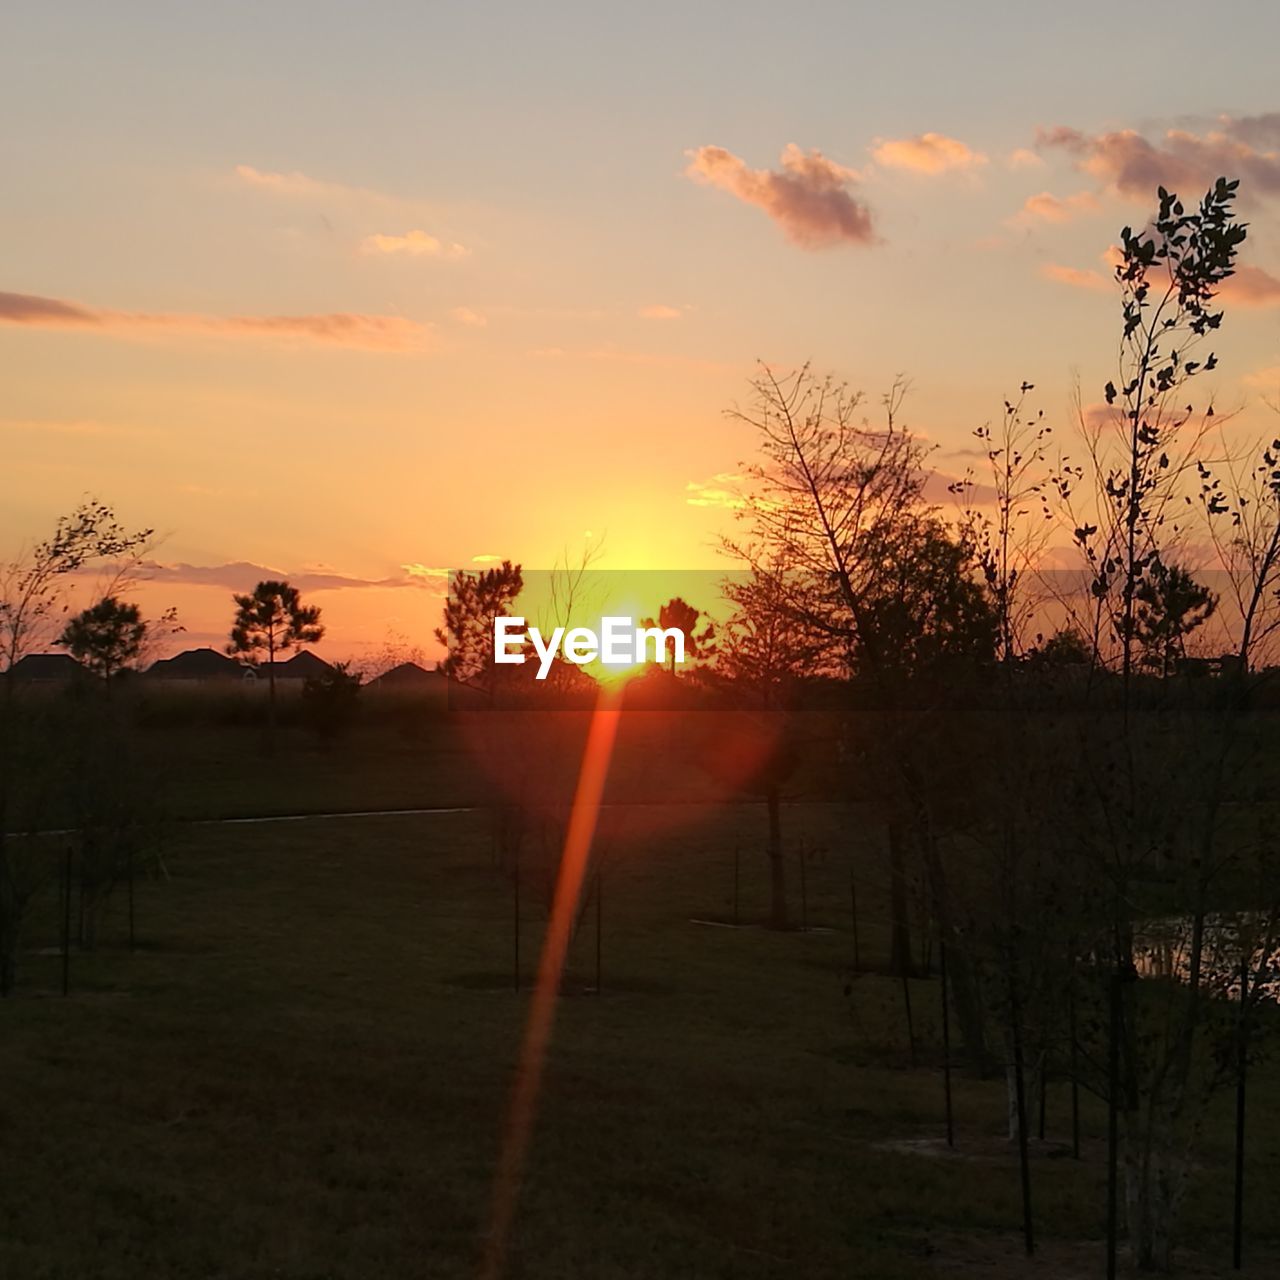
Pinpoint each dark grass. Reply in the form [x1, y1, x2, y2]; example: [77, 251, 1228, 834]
[3, 797, 1279, 1278]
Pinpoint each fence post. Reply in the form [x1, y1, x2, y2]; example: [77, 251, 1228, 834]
[902, 970, 916, 1068]
[512, 841, 520, 993]
[940, 936, 954, 1148]
[798, 837, 808, 933]
[849, 864, 860, 971]
[733, 846, 740, 927]
[1010, 957, 1035, 1257]
[1107, 969, 1121, 1280]
[595, 865, 603, 996]
[62, 845, 73, 997]
[1234, 953, 1249, 1271]
[127, 844, 135, 951]
[1070, 974, 1080, 1160]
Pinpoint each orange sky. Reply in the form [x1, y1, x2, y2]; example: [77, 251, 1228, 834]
[4, 3, 1280, 664]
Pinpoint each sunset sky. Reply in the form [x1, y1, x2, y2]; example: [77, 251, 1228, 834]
[4, 1, 1280, 661]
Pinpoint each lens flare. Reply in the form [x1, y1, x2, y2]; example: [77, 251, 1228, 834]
[478, 683, 624, 1279]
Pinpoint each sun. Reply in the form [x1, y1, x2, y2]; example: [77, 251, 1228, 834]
[594, 652, 646, 686]
[579, 593, 653, 686]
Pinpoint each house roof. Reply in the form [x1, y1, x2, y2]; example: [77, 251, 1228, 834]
[8, 653, 83, 681]
[147, 647, 241, 679]
[368, 661, 441, 688]
[256, 650, 333, 678]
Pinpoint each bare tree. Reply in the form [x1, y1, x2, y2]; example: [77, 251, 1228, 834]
[0, 500, 154, 681]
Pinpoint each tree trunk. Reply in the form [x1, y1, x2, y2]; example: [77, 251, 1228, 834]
[888, 819, 913, 975]
[913, 821, 990, 1072]
[1124, 1119, 1183, 1272]
[1006, 1048, 1043, 1140]
[766, 784, 788, 929]
[266, 636, 277, 754]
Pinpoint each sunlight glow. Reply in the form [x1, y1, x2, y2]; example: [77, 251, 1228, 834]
[479, 684, 624, 1279]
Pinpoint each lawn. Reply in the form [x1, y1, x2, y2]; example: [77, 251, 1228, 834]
[3, 783, 1278, 1278]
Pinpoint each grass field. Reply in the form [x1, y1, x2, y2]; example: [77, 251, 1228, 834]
[4, 776, 1279, 1278]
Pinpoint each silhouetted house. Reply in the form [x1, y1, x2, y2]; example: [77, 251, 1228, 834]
[146, 647, 242, 680]
[252, 650, 333, 681]
[1174, 654, 1246, 679]
[367, 661, 442, 691]
[7, 653, 83, 683]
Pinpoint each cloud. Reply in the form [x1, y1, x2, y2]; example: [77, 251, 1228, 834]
[1244, 365, 1280, 390]
[1220, 264, 1280, 308]
[451, 306, 487, 327]
[140, 560, 445, 594]
[0, 416, 148, 439]
[471, 554, 502, 564]
[871, 132, 987, 175]
[402, 563, 451, 580]
[921, 471, 997, 505]
[1008, 148, 1045, 170]
[684, 143, 876, 249]
[686, 472, 746, 510]
[233, 163, 414, 213]
[360, 229, 469, 258]
[1010, 190, 1101, 225]
[1041, 243, 1280, 308]
[0, 289, 432, 352]
[234, 164, 343, 200]
[529, 345, 729, 373]
[1037, 116, 1280, 201]
[639, 304, 685, 320]
[1041, 263, 1110, 292]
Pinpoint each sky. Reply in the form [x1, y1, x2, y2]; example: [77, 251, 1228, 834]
[4, 1, 1280, 662]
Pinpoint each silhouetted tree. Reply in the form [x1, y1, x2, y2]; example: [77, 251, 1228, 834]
[1051, 178, 1268, 1271]
[301, 661, 362, 747]
[956, 384, 1055, 665]
[227, 580, 324, 748]
[435, 560, 523, 691]
[711, 564, 830, 927]
[0, 500, 153, 680]
[847, 516, 996, 1033]
[0, 501, 153, 993]
[1133, 565, 1217, 676]
[641, 597, 715, 674]
[57, 597, 147, 680]
[1026, 627, 1093, 669]
[1203, 432, 1280, 670]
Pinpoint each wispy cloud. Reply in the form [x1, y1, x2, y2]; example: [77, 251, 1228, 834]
[234, 164, 346, 200]
[871, 132, 987, 175]
[639, 303, 686, 320]
[233, 163, 416, 213]
[1041, 244, 1279, 308]
[1037, 116, 1280, 201]
[1244, 365, 1280, 390]
[921, 470, 997, 505]
[0, 416, 150, 439]
[529, 345, 729, 373]
[686, 472, 746, 510]
[684, 143, 876, 249]
[1221, 264, 1280, 308]
[1008, 148, 1045, 170]
[1010, 190, 1101, 225]
[141, 560, 445, 593]
[1041, 263, 1110, 292]
[451, 306, 487, 327]
[0, 289, 432, 352]
[360, 229, 469, 258]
